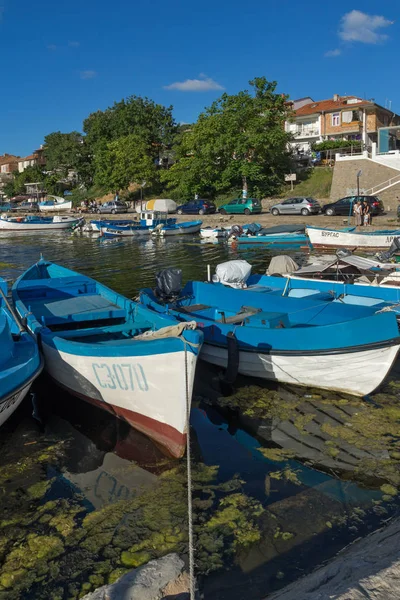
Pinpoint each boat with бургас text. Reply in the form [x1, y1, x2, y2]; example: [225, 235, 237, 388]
[0, 214, 83, 231]
[306, 226, 400, 249]
[0, 277, 43, 427]
[12, 259, 203, 458]
[139, 275, 400, 397]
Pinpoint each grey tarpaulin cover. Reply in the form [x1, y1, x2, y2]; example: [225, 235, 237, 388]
[267, 255, 300, 276]
[213, 260, 252, 288]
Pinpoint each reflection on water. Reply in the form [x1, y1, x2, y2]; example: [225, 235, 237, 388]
[0, 232, 399, 600]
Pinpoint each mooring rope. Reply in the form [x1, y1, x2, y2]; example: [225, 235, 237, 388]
[184, 343, 196, 600]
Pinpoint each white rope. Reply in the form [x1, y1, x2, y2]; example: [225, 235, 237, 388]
[184, 343, 196, 600]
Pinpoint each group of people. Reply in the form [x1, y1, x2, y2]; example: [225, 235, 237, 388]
[353, 199, 371, 227]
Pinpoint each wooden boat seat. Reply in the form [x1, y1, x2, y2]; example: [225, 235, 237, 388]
[17, 276, 96, 298]
[27, 295, 125, 326]
[179, 304, 211, 313]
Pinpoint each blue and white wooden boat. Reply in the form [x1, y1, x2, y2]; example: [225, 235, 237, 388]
[100, 211, 177, 237]
[86, 219, 136, 233]
[0, 278, 43, 426]
[39, 195, 72, 212]
[230, 225, 356, 247]
[152, 220, 202, 236]
[200, 226, 230, 239]
[12, 260, 203, 457]
[140, 278, 400, 397]
[0, 214, 82, 231]
[307, 226, 400, 249]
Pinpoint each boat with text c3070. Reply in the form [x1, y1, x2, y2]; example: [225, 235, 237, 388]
[0, 214, 83, 231]
[139, 266, 400, 397]
[0, 277, 43, 427]
[12, 260, 203, 458]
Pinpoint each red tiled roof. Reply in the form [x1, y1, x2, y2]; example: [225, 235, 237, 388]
[295, 96, 372, 116]
[19, 154, 37, 161]
[0, 154, 20, 165]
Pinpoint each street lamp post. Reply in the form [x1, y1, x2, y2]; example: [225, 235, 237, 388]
[357, 169, 362, 197]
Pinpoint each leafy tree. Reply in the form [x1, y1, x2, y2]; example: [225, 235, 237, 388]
[94, 134, 158, 192]
[43, 131, 83, 175]
[83, 96, 177, 157]
[12, 166, 46, 195]
[161, 77, 293, 198]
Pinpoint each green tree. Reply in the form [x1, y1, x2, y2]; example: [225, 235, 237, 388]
[12, 166, 46, 195]
[94, 134, 158, 192]
[43, 131, 83, 175]
[83, 96, 177, 157]
[162, 77, 293, 198]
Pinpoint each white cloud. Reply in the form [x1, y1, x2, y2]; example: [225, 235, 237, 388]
[68, 41, 80, 47]
[339, 10, 394, 44]
[325, 48, 341, 57]
[164, 76, 224, 92]
[80, 70, 97, 80]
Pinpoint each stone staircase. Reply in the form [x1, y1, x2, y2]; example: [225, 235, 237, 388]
[365, 172, 400, 195]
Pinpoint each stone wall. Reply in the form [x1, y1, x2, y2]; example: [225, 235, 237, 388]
[330, 159, 400, 207]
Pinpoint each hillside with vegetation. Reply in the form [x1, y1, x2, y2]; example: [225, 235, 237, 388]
[284, 167, 333, 199]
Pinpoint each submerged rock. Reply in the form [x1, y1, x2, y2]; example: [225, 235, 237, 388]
[80, 553, 188, 600]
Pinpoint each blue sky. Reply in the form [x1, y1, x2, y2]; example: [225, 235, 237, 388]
[1, 0, 399, 156]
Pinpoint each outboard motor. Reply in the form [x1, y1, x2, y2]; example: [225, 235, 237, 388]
[155, 268, 182, 302]
[376, 237, 400, 262]
[227, 224, 243, 239]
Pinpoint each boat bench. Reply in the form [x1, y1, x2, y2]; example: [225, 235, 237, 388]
[17, 277, 97, 299]
[27, 295, 125, 327]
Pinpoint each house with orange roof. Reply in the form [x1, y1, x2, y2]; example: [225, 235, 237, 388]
[17, 147, 46, 172]
[286, 94, 400, 155]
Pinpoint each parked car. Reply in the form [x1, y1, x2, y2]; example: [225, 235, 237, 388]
[176, 199, 216, 215]
[219, 198, 262, 215]
[323, 196, 384, 216]
[13, 201, 39, 212]
[270, 197, 321, 216]
[96, 201, 128, 214]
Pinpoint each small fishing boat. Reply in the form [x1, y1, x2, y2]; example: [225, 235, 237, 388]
[12, 259, 203, 458]
[85, 219, 136, 233]
[200, 226, 230, 239]
[140, 269, 400, 397]
[306, 226, 400, 250]
[39, 196, 72, 212]
[152, 220, 202, 236]
[231, 225, 355, 246]
[0, 278, 43, 427]
[0, 214, 83, 231]
[101, 211, 177, 237]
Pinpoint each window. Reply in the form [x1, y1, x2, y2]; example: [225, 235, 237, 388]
[332, 113, 340, 127]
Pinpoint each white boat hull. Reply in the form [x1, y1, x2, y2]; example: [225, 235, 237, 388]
[39, 201, 72, 212]
[155, 223, 202, 236]
[200, 342, 400, 397]
[0, 383, 31, 427]
[42, 343, 198, 457]
[103, 227, 150, 237]
[0, 216, 81, 231]
[307, 227, 400, 249]
[200, 228, 228, 239]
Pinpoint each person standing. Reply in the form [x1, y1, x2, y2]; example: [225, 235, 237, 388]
[354, 199, 362, 226]
[363, 200, 371, 226]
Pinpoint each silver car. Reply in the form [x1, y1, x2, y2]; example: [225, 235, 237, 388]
[96, 201, 128, 214]
[270, 197, 321, 216]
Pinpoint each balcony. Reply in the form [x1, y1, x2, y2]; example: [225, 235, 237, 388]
[293, 129, 319, 139]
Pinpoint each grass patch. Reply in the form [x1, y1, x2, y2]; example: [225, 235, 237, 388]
[281, 167, 333, 199]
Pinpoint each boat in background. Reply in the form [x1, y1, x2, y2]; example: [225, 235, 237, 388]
[306, 226, 400, 249]
[140, 268, 400, 397]
[0, 214, 83, 231]
[230, 224, 355, 246]
[99, 211, 177, 237]
[12, 259, 203, 458]
[200, 226, 230, 239]
[152, 220, 202, 236]
[0, 277, 43, 426]
[39, 195, 72, 212]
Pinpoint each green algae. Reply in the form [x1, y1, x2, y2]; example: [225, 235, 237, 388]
[380, 484, 398, 497]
